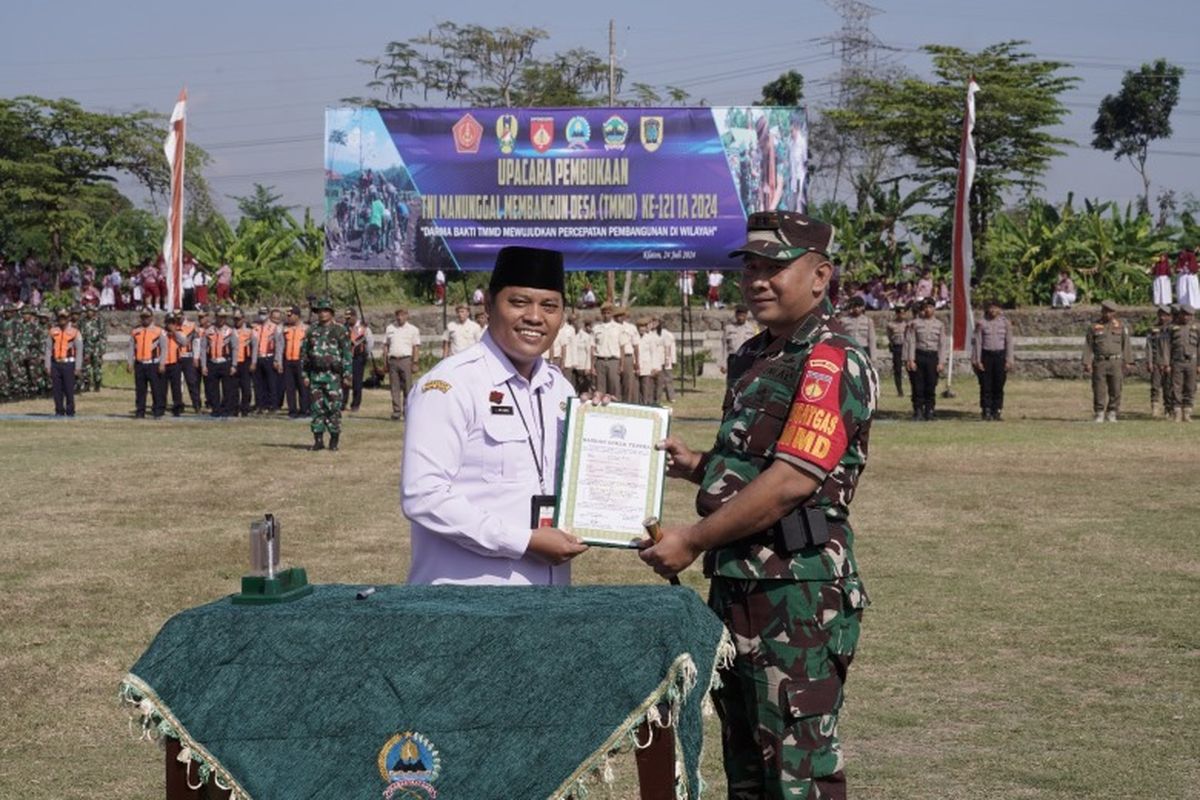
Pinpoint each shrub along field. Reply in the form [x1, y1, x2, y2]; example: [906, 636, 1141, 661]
[0, 373, 1196, 799]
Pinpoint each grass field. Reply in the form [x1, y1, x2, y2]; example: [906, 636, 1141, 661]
[1, 370, 1197, 799]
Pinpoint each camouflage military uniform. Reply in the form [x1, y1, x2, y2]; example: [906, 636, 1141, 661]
[80, 311, 106, 391]
[699, 297, 877, 799]
[0, 308, 12, 401]
[301, 312, 352, 440]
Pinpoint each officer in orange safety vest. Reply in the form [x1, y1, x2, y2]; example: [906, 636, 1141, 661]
[127, 308, 166, 418]
[44, 308, 84, 417]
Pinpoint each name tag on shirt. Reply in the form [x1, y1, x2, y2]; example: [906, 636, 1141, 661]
[491, 405, 514, 415]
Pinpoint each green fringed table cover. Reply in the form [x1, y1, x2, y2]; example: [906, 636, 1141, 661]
[121, 584, 731, 799]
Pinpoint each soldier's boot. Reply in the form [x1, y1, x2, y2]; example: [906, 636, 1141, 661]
[329, 432, 340, 451]
[1151, 401, 1162, 419]
[1185, 406, 1194, 423]
[1173, 408, 1183, 423]
[312, 432, 325, 451]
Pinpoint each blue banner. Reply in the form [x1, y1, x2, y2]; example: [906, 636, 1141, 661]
[323, 106, 806, 271]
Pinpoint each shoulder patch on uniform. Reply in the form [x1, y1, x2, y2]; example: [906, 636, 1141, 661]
[422, 379, 452, 394]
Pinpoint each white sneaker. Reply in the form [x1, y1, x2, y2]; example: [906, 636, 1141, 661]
[1093, 413, 1105, 423]
[1106, 411, 1118, 423]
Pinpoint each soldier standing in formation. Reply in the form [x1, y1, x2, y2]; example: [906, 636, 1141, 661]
[971, 299, 1014, 421]
[641, 211, 875, 798]
[1082, 300, 1132, 423]
[383, 307, 421, 421]
[301, 297, 352, 451]
[838, 296, 878, 363]
[1168, 304, 1200, 422]
[1146, 305, 1174, 419]
[720, 304, 757, 374]
[615, 308, 638, 402]
[280, 306, 310, 418]
[200, 307, 234, 417]
[592, 303, 623, 397]
[904, 297, 948, 420]
[44, 309, 83, 416]
[128, 309, 166, 419]
[885, 304, 909, 397]
[80, 306, 105, 392]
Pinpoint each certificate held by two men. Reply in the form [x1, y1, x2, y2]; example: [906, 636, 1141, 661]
[554, 399, 671, 547]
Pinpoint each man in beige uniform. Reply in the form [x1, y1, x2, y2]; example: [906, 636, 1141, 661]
[885, 304, 909, 397]
[903, 297, 948, 420]
[1082, 299, 1133, 422]
[720, 304, 757, 374]
[1146, 305, 1173, 418]
[551, 314, 575, 369]
[971, 299, 1015, 421]
[838, 296, 878, 362]
[633, 317, 662, 404]
[655, 317, 676, 404]
[569, 317, 595, 394]
[442, 304, 482, 357]
[615, 308, 638, 402]
[1168, 304, 1200, 422]
[592, 303, 623, 396]
[384, 308, 421, 420]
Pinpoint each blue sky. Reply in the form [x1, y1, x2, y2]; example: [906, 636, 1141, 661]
[4, 0, 1198, 219]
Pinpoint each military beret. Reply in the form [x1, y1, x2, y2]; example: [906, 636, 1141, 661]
[1100, 300, 1118, 312]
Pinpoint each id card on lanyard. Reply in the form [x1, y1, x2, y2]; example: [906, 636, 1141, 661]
[504, 379, 558, 529]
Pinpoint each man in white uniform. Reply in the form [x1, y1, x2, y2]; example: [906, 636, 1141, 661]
[402, 246, 588, 585]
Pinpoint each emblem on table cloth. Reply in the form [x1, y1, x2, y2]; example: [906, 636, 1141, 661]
[378, 731, 441, 799]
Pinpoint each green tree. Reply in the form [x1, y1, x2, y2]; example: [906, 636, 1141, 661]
[757, 70, 804, 106]
[1091, 58, 1184, 214]
[230, 183, 296, 227]
[830, 41, 1078, 277]
[0, 95, 212, 264]
[358, 24, 619, 107]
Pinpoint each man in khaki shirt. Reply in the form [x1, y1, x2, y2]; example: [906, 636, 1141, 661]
[442, 304, 482, 357]
[1082, 299, 1133, 422]
[720, 304, 757, 373]
[615, 307, 638, 402]
[592, 303, 623, 396]
[971, 299, 1014, 421]
[838, 296, 877, 362]
[884, 304, 909, 397]
[903, 297, 948, 420]
[1168, 304, 1200, 422]
[384, 308, 421, 420]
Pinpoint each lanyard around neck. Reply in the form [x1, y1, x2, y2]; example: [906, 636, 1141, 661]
[504, 378, 547, 494]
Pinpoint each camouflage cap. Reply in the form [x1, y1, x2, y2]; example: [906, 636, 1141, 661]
[1156, 304, 1172, 315]
[1182, 304, 1197, 316]
[37, 307, 51, 319]
[1100, 299, 1118, 312]
[56, 308, 69, 318]
[311, 296, 334, 311]
[729, 210, 836, 262]
[1170, 303, 1181, 314]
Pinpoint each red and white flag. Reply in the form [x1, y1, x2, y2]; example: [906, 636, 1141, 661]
[162, 88, 187, 312]
[951, 78, 979, 352]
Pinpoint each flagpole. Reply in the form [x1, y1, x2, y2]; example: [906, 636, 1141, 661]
[162, 88, 187, 312]
[946, 77, 979, 398]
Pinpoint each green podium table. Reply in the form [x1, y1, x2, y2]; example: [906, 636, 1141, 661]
[121, 585, 731, 799]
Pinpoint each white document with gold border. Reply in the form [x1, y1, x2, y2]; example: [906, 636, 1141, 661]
[554, 399, 671, 547]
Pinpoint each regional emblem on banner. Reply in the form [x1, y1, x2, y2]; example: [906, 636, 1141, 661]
[640, 116, 664, 152]
[495, 114, 518, 154]
[566, 116, 591, 150]
[530, 117, 554, 153]
[603, 115, 629, 151]
[453, 113, 482, 154]
[378, 731, 441, 799]
[800, 369, 834, 402]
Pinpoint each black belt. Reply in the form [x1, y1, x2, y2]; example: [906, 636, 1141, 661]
[1096, 354, 1120, 360]
[916, 349, 938, 356]
[982, 349, 1007, 355]
[596, 356, 618, 361]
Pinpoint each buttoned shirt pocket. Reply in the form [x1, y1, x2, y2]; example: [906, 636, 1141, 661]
[728, 381, 792, 458]
[481, 413, 533, 484]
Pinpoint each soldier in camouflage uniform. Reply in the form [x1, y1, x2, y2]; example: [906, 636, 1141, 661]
[641, 211, 877, 800]
[0, 303, 12, 401]
[1168, 304, 1200, 422]
[14, 306, 38, 398]
[80, 306, 106, 392]
[300, 296, 352, 451]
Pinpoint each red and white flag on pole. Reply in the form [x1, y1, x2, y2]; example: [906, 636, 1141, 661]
[162, 88, 187, 312]
[951, 78, 979, 353]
